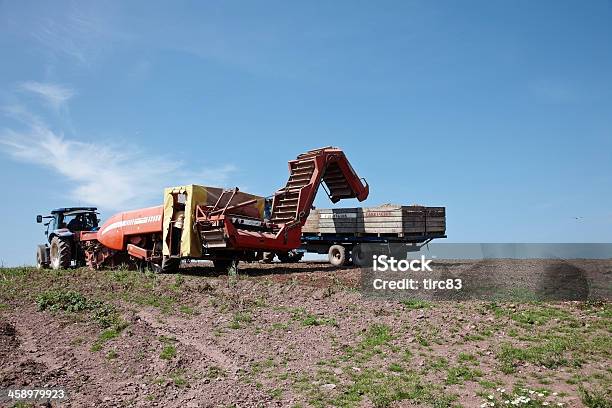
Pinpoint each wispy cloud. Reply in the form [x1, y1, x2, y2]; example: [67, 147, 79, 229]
[19, 81, 75, 110]
[0, 108, 236, 211]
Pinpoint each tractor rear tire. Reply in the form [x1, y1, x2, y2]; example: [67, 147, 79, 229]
[328, 245, 347, 267]
[277, 250, 304, 263]
[50, 236, 72, 270]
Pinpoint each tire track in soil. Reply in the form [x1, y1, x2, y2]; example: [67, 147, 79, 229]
[135, 308, 279, 408]
[137, 308, 241, 377]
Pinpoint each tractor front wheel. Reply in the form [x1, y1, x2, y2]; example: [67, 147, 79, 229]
[36, 246, 49, 269]
[50, 236, 72, 270]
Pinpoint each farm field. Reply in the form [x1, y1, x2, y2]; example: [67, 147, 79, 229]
[0, 261, 610, 408]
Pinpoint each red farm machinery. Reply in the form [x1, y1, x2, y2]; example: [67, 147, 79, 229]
[36, 147, 369, 273]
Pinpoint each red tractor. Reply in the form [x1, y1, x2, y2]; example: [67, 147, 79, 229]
[38, 147, 369, 273]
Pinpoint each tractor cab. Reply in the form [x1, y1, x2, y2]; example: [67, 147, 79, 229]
[35, 207, 99, 270]
[37, 207, 99, 239]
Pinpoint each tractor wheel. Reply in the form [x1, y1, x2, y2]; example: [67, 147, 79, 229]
[50, 236, 72, 270]
[328, 245, 347, 267]
[277, 250, 304, 263]
[36, 246, 49, 269]
[261, 252, 275, 263]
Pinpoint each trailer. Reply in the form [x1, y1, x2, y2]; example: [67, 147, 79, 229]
[299, 204, 446, 266]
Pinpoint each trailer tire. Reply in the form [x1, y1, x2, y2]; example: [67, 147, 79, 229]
[277, 250, 304, 263]
[328, 245, 347, 267]
[50, 236, 72, 270]
[351, 244, 367, 267]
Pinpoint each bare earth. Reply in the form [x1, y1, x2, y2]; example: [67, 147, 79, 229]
[0, 260, 610, 408]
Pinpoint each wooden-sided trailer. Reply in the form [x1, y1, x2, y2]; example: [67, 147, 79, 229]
[300, 204, 446, 266]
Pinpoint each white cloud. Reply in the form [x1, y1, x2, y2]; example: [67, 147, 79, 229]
[19, 81, 75, 110]
[0, 109, 236, 211]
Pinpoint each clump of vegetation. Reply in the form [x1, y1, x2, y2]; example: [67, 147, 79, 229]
[206, 365, 226, 380]
[160, 345, 177, 360]
[512, 306, 571, 326]
[445, 365, 482, 385]
[361, 324, 393, 348]
[400, 299, 432, 310]
[497, 337, 572, 373]
[289, 307, 338, 327]
[90, 320, 129, 352]
[37, 289, 122, 326]
[229, 311, 253, 329]
[159, 335, 178, 360]
[580, 386, 612, 408]
[36, 290, 91, 312]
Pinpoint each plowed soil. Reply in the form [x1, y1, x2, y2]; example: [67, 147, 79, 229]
[0, 261, 610, 407]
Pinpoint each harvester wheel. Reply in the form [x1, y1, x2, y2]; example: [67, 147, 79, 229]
[158, 257, 180, 274]
[277, 250, 304, 263]
[50, 236, 72, 270]
[213, 259, 238, 275]
[261, 252, 275, 263]
[328, 245, 347, 267]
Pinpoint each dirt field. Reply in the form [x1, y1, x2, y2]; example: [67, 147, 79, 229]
[0, 261, 610, 408]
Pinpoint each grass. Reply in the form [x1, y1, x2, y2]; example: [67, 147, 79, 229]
[580, 387, 612, 408]
[511, 305, 572, 326]
[160, 345, 177, 360]
[445, 365, 482, 385]
[229, 311, 253, 329]
[301, 367, 456, 408]
[497, 335, 576, 373]
[90, 321, 128, 352]
[290, 307, 338, 327]
[36, 290, 91, 312]
[206, 365, 226, 379]
[400, 299, 432, 310]
[361, 324, 393, 348]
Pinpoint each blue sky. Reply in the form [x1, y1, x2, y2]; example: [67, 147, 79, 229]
[1, 0, 611, 266]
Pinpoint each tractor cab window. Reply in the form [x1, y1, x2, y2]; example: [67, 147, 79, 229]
[65, 213, 98, 231]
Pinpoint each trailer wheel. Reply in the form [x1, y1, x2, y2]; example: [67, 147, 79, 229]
[351, 244, 367, 267]
[328, 245, 347, 267]
[277, 250, 304, 263]
[49, 236, 72, 270]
